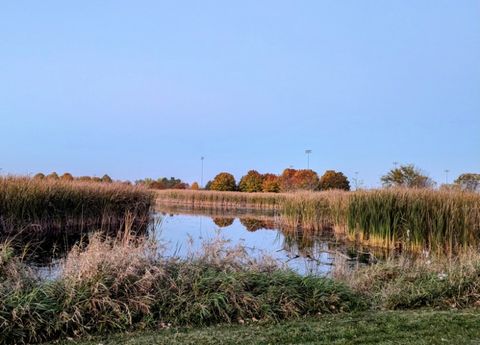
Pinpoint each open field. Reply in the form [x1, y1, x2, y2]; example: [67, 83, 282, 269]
[0, 177, 155, 236]
[157, 189, 480, 253]
[44, 310, 480, 345]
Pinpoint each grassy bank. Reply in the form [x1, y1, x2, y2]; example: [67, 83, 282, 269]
[45, 310, 480, 345]
[0, 177, 155, 236]
[4, 232, 480, 343]
[0, 235, 362, 344]
[157, 189, 480, 253]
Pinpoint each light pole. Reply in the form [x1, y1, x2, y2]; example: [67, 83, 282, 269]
[444, 169, 450, 185]
[354, 171, 359, 191]
[305, 150, 312, 169]
[393, 161, 398, 169]
[200, 157, 204, 188]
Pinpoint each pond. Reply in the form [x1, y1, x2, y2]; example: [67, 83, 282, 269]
[29, 206, 385, 278]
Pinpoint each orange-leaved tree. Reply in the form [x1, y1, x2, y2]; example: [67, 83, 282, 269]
[210, 172, 237, 191]
[238, 170, 264, 192]
[319, 170, 350, 191]
[262, 173, 280, 193]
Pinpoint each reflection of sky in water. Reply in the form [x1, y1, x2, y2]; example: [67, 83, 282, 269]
[153, 212, 335, 276]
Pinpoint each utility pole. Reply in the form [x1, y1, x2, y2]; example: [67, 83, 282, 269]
[200, 157, 204, 188]
[393, 161, 398, 169]
[305, 150, 312, 169]
[444, 169, 450, 185]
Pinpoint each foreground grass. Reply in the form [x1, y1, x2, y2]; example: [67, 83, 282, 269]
[47, 310, 480, 345]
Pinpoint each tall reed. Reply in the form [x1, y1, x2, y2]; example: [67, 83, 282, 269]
[0, 177, 155, 236]
[157, 189, 480, 253]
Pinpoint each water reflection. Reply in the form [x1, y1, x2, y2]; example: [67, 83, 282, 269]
[9, 205, 390, 277]
[154, 206, 381, 276]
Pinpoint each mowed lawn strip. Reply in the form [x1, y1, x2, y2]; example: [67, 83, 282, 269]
[46, 309, 480, 345]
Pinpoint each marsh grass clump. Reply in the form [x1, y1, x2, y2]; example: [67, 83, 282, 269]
[0, 176, 155, 236]
[346, 189, 480, 252]
[156, 190, 285, 210]
[338, 250, 480, 310]
[0, 234, 363, 344]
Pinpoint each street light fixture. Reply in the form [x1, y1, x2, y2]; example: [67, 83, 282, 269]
[305, 150, 312, 169]
[200, 157, 204, 188]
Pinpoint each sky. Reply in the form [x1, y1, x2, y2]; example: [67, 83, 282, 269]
[1, 1, 479, 187]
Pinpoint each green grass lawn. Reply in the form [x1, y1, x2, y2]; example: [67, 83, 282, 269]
[47, 310, 480, 345]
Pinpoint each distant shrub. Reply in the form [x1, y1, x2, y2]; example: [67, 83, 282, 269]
[191, 182, 200, 190]
[210, 173, 236, 191]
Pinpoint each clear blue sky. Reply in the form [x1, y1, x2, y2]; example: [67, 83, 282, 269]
[1, 1, 479, 187]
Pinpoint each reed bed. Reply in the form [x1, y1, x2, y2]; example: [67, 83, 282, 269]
[0, 177, 155, 236]
[156, 190, 285, 210]
[0, 234, 362, 344]
[157, 189, 480, 253]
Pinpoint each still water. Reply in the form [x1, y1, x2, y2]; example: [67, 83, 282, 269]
[33, 207, 380, 278]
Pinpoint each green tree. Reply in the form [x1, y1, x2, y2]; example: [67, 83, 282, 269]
[319, 170, 350, 191]
[239, 170, 264, 192]
[210, 172, 236, 191]
[381, 164, 435, 188]
[454, 173, 480, 192]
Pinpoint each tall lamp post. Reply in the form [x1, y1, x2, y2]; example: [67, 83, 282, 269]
[200, 157, 204, 188]
[444, 169, 450, 185]
[305, 150, 312, 169]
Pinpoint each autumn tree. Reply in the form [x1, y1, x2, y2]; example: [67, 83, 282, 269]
[262, 173, 280, 193]
[319, 170, 350, 191]
[454, 173, 480, 192]
[381, 164, 435, 188]
[78, 176, 92, 182]
[33, 173, 45, 180]
[278, 168, 298, 192]
[101, 174, 113, 183]
[60, 173, 74, 181]
[191, 182, 200, 190]
[292, 169, 320, 190]
[210, 172, 237, 191]
[46, 172, 59, 180]
[212, 217, 234, 227]
[238, 170, 264, 192]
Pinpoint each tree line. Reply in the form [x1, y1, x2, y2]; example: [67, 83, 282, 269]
[32, 172, 113, 183]
[203, 169, 350, 192]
